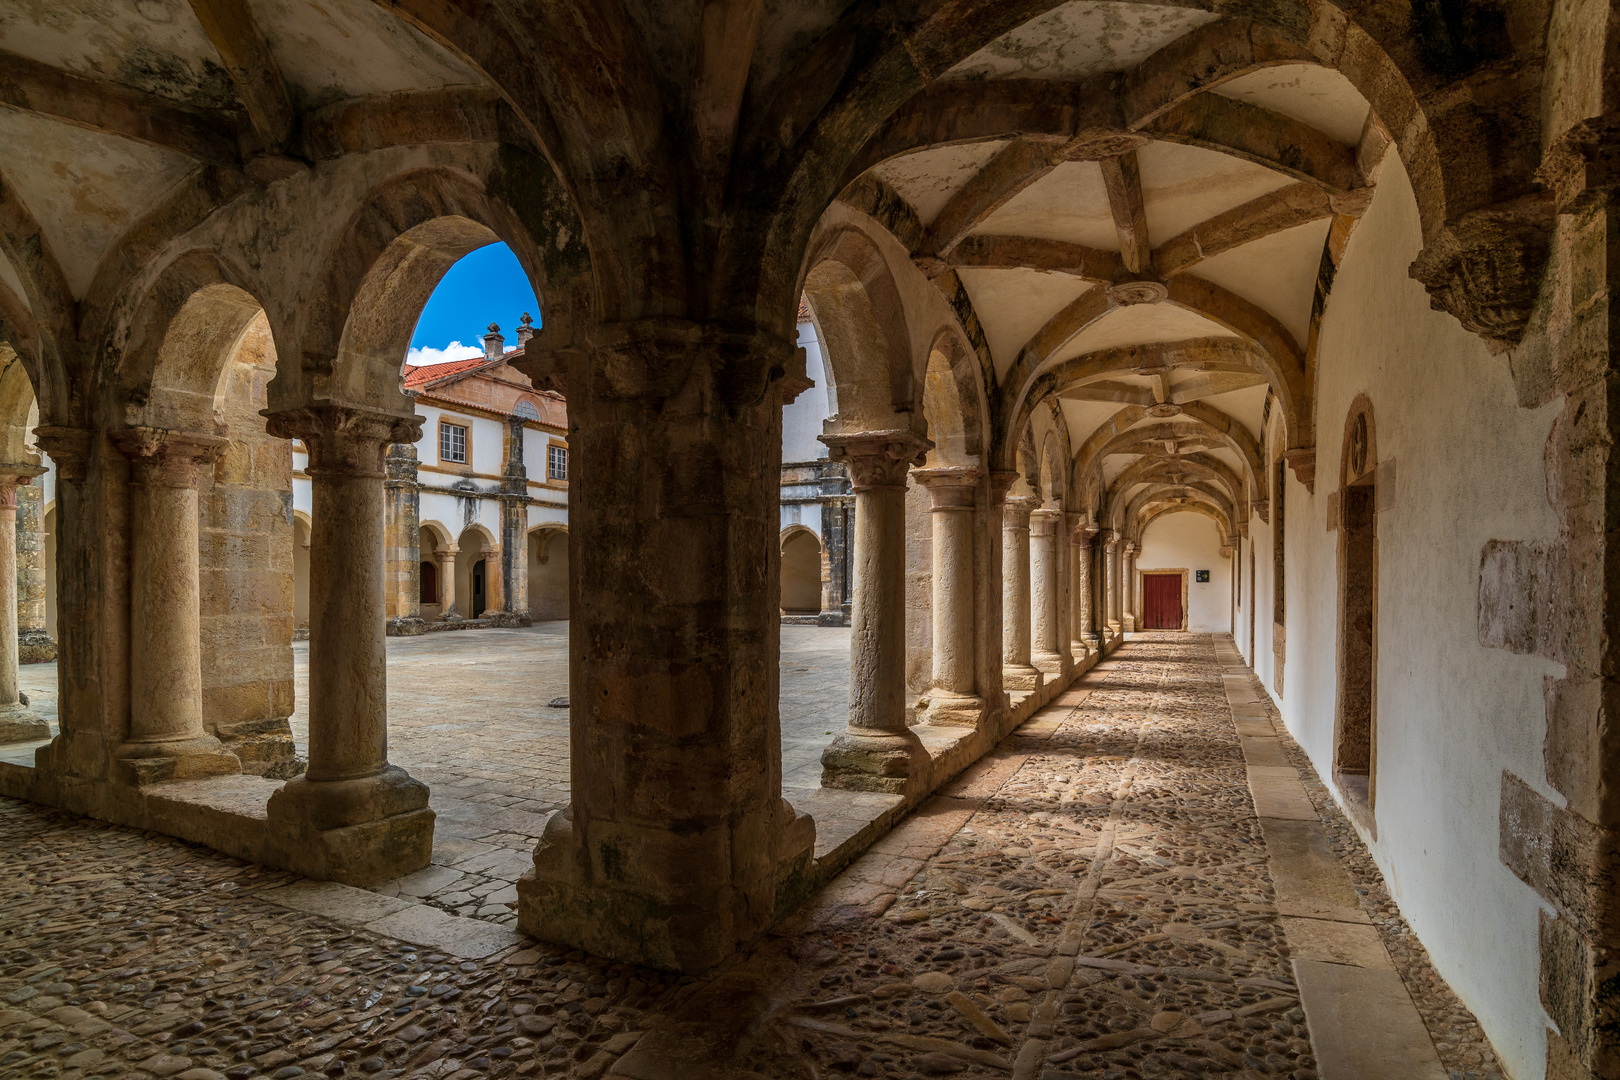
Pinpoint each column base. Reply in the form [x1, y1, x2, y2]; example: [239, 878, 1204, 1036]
[516, 801, 816, 972]
[1003, 664, 1044, 692]
[922, 691, 985, 727]
[0, 703, 48, 744]
[17, 629, 55, 664]
[215, 717, 305, 780]
[1032, 651, 1065, 681]
[485, 611, 533, 628]
[385, 616, 427, 636]
[816, 611, 847, 627]
[114, 733, 241, 785]
[821, 726, 927, 794]
[1123, 615, 1138, 632]
[265, 765, 434, 884]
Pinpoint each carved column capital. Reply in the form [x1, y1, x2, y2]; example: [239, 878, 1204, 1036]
[33, 426, 92, 482]
[911, 466, 979, 510]
[0, 461, 46, 504]
[819, 430, 932, 492]
[988, 470, 1021, 506]
[1408, 200, 1553, 349]
[265, 406, 423, 479]
[1002, 494, 1040, 528]
[1104, 531, 1120, 553]
[113, 427, 228, 488]
[1123, 541, 1138, 556]
[1028, 507, 1062, 537]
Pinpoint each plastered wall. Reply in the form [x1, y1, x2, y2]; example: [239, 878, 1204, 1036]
[1269, 158, 1562, 1079]
[1136, 513, 1231, 633]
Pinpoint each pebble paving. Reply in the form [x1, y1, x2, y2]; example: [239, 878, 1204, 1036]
[0, 632, 1500, 1079]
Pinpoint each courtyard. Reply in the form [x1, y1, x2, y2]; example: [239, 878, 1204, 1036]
[12, 625, 854, 928]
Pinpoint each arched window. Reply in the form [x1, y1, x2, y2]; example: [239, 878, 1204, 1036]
[515, 399, 541, 421]
[420, 561, 438, 604]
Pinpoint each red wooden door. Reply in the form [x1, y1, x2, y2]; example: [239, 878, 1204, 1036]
[1142, 574, 1183, 630]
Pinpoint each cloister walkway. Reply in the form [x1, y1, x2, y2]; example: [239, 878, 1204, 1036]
[1, 635, 1502, 1079]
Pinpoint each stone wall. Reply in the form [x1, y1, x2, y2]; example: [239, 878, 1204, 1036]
[198, 318, 299, 779]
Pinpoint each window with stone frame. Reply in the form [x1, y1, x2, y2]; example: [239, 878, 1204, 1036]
[548, 444, 568, 481]
[440, 421, 467, 464]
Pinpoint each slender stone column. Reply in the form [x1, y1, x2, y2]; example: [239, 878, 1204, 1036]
[1104, 532, 1122, 634]
[384, 444, 425, 636]
[913, 466, 982, 726]
[820, 430, 932, 791]
[1067, 515, 1092, 658]
[0, 464, 48, 744]
[437, 546, 459, 619]
[108, 430, 241, 780]
[1071, 522, 1099, 651]
[1002, 494, 1043, 691]
[1122, 541, 1139, 632]
[263, 406, 433, 884]
[16, 483, 53, 663]
[1028, 507, 1064, 681]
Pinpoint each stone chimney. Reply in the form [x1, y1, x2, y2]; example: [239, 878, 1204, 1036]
[516, 312, 535, 348]
[482, 322, 504, 359]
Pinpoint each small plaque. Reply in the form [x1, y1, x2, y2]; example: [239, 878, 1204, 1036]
[1195, 570, 1210, 582]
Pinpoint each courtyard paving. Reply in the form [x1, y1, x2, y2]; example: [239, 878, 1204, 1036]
[0, 633, 1505, 1080]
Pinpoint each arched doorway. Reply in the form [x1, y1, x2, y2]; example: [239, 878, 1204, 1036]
[528, 526, 568, 621]
[456, 526, 494, 620]
[781, 528, 822, 615]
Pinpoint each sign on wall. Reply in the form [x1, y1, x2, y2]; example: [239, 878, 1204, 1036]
[1195, 570, 1210, 582]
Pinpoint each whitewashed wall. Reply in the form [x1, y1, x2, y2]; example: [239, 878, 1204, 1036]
[1136, 513, 1230, 632]
[1261, 157, 1560, 1079]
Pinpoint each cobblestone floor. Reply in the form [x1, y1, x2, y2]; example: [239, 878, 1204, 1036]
[0, 633, 1499, 1080]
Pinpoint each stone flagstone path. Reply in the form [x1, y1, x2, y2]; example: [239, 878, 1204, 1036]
[0, 633, 1502, 1079]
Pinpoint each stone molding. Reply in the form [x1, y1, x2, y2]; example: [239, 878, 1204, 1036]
[911, 465, 979, 510]
[1283, 447, 1317, 493]
[987, 470, 1020, 506]
[819, 430, 932, 491]
[1408, 199, 1554, 349]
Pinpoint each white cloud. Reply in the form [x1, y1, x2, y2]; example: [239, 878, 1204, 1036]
[406, 341, 484, 366]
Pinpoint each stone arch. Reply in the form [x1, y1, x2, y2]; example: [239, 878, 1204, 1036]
[920, 326, 986, 465]
[117, 251, 271, 433]
[801, 226, 919, 432]
[1136, 503, 1234, 552]
[279, 169, 548, 417]
[780, 525, 823, 616]
[456, 521, 499, 619]
[528, 522, 569, 622]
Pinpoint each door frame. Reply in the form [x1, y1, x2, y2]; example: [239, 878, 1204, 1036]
[1138, 567, 1189, 631]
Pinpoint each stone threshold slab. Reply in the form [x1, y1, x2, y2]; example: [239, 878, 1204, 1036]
[1293, 959, 1448, 1080]
[259, 880, 522, 959]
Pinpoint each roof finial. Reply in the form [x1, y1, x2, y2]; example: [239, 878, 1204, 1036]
[482, 322, 505, 360]
[516, 312, 535, 348]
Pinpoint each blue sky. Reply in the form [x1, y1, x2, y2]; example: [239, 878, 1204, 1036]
[407, 243, 541, 365]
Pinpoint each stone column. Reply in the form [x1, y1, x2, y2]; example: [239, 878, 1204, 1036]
[1071, 522, 1099, 652]
[1028, 507, 1064, 681]
[1122, 541, 1139, 632]
[1104, 531, 1121, 635]
[15, 483, 53, 663]
[495, 416, 531, 627]
[111, 430, 239, 780]
[819, 430, 932, 792]
[818, 462, 853, 626]
[0, 464, 47, 743]
[263, 406, 433, 884]
[384, 443, 425, 636]
[1001, 494, 1043, 692]
[437, 546, 459, 619]
[512, 328, 816, 973]
[913, 466, 982, 726]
